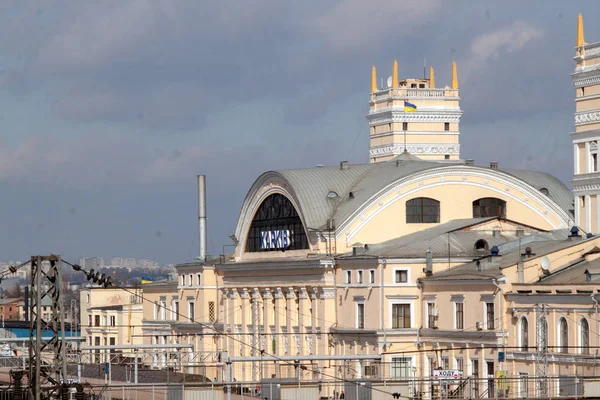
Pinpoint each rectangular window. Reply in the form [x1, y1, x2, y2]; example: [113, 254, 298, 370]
[593, 153, 598, 172]
[455, 302, 464, 329]
[346, 271, 351, 284]
[181, 275, 185, 286]
[94, 315, 100, 327]
[392, 304, 411, 329]
[196, 273, 202, 286]
[110, 337, 115, 346]
[419, 83, 425, 88]
[209, 301, 215, 322]
[369, 270, 375, 284]
[444, 122, 450, 131]
[357, 270, 363, 284]
[173, 300, 179, 320]
[94, 337, 100, 346]
[188, 301, 195, 322]
[402, 122, 408, 131]
[110, 316, 116, 327]
[357, 303, 365, 329]
[88, 315, 92, 326]
[486, 302, 495, 330]
[391, 357, 412, 378]
[441, 357, 449, 369]
[427, 302, 436, 328]
[395, 270, 408, 283]
[188, 274, 193, 286]
[455, 358, 464, 372]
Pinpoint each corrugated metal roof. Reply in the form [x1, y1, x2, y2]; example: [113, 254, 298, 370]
[249, 158, 573, 231]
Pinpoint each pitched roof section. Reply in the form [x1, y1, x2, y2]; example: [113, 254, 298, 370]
[264, 159, 573, 231]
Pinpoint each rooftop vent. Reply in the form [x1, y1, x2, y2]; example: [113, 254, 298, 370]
[340, 161, 349, 170]
[349, 192, 355, 200]
[569, 226, 582, 240]
[465, 159, 475, 166]
[490, 246, 500, 256]
[587, 233, 594, 239]
[476, 260, 482, 272]
[490, 161, 498, 169]
[516, 229, 524, 238]
[493, 229, 501, 238]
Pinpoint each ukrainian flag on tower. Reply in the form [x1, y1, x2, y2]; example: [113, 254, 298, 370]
[404, 101, 417, 112]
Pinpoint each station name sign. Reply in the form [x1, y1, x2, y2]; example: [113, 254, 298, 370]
[433, 370, 461, 380]
[260, 230, 291, 249]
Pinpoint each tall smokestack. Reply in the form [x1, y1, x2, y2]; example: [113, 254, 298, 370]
[198, 175, 207, 261]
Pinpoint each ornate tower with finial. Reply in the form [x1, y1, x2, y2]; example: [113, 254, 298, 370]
[572, 13, 600, 233]
[367, 61, 463, 163]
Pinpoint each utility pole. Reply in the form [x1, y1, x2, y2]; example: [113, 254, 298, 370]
[251, 289, 261, 383]
[535, 304, 548, 398]
[29, 255, 68, 400]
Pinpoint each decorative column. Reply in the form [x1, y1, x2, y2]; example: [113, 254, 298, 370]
[240, 288, 249, 359]
[310, 288, 318, 356]
[286, 288, 296, 356]
[298, 287, 309, 355]
[274, 288, 284, 357]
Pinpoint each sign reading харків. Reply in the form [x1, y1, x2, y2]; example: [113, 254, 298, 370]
[260, 230, 291, 249]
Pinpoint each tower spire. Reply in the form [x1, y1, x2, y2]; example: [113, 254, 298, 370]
[577, 13, 584, 47]
[371, 65, 377, 92]
[392, 60, 399, 89]
[429, 66, 435, 88]
[451, 61, 459, 89]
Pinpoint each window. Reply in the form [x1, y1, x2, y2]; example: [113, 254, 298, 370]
[160, 299, 167, 320]
[94, 315, 100, 327]
[110, 337, 115, 346]
[486, 302, 495, 330]
[357, 303, 365, 329]
[86, 294, 90, 303]
[581, 318, 590, 354]
[472, 198, 506, 218]
[392, 304, 411, 328]
[95, 337, 100, 346]
[346, 271, 351, 284]
[455, 302, 464, 329]
[110, 316, 116, 327]
[520, 317, 529, 351]
[538, 317, 548, 352]
[444, 122, 450, 131]
[88, 315, 92, 326]
[209, 301, 216, 322]
[444, 154, 450, 160]
[395, 270, 408, 283]
[188, 301, 195, 322]
[104, 337, 107, 346]
[188, 274, 193, 286]
[540, 188, 549, 196]
[475, 239, 489, 251]
[419, 83, 425, 88]
[173, 299, 180, 320]
[559, 317, 568, 353]
[402, 122, 408, 131]
[410, 83, 417, 88]
[427, 302, 436, 328]
[357, 270, 363, 284]
[369, 270, 375, 284]
[441, 357, 449, 369]
[455, 358, 463, 372]
[593, 154, 598, 173]
[391, 357, 412, 378]
[406, 197, 440, 223]
[181, 275, 185, 286]
[196, 273, 202, 286]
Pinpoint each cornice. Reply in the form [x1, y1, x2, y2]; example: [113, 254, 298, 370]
[575, 110, 600, 126]
[370, 143, 460, 157]
[367, 110, 463, 124]
[370, 131, 460, 138]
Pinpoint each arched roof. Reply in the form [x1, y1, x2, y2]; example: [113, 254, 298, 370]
[237, 157, 573, 235]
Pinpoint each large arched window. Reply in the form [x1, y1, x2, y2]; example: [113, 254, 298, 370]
[246, 193, 309, 252]
[406, 197, 440, 223]
[559, 318, 569, 353]
[520, 317, 529, 351]
[581, 318, 590, 355]
[472, 198, 506, 218]
[537, 317, 548, 352]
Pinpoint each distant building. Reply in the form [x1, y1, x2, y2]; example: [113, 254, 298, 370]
[79, 257, 105, 270]
[0, 298, 23, 321]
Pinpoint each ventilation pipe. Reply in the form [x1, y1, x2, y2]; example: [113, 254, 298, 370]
[425, 249, 433, 276]
[198, 175, 207, 261]
[465, 159, 474, 166]
[490, 161, 498, 169]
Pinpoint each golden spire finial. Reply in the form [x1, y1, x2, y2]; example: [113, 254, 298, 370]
[392, 60, 399, 89]
[451, 61, 458, 89]
[577, 13, 584, 47]
[429, 66, 435, 88]
[371, 65, 377, 92]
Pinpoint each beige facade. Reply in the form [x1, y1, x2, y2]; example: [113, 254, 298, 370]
[80, 287, 143, 361]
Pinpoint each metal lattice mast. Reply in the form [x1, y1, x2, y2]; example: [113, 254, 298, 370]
[535, 303, 548, 397]
[29, 255, 68, 400]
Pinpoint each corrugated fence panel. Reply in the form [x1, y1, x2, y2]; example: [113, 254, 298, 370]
[281, 387, 319, 400]
[184, 388, 223, 400]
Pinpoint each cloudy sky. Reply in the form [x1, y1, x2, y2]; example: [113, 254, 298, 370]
[0, 1, 598, 265]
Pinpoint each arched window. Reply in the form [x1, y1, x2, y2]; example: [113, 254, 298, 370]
[474, 239, 489, 251]
[520, 317, 529, 351]
[540, 188, 549, 196]
[559, 318, 569, 353]
[581, 318, 590, 355]
[537, 317, 548, 352]
[472, 198, 506, 218]
[406, 197, 440, 223]
[246, 193, 309, 252]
